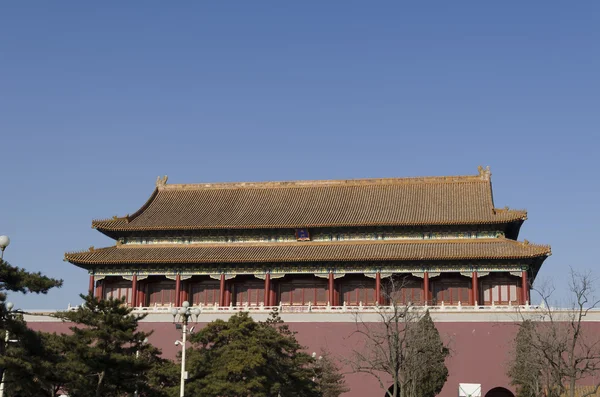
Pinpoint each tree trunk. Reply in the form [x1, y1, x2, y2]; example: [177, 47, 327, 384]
[96, 371, 105, 397]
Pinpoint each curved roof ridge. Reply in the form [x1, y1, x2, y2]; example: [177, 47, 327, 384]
[159, 173, 489, 191]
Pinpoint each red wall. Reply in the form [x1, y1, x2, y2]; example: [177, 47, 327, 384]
[28, 321, 600, 397]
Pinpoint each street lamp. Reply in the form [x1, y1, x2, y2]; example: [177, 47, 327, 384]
[134, 337, 149, 397]
[0, 302, 16, 397]
[0, 236, 10, 260]
[171, 301, 200, 397]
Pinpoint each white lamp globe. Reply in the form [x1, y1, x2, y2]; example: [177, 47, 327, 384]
[0, 236, 10, 250]
[182, 301, 190, 308]
[5, 302, 14, 311]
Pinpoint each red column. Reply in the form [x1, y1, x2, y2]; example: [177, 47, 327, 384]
[175, 274, 181, 307]
[270, 281, 277, 307]
[375, 272, 381, 305]
[225, 281, 232, 306]
[423, 272, 429, 305]
[181, 280, 189, 304]
[138, 280, 146, 307]
[522, 271, 528, 304]
[328, 273, 335, 305]
[95, 280, 104, 300]
[472, 271, 478, 306]
[89, 275, 95, 296]
[131, 274, 138, 307]
[219, 274, 225, 307]
[264, 274, 271, 306]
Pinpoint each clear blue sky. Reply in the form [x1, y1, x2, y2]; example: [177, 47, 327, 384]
[1, 2, 598, 309]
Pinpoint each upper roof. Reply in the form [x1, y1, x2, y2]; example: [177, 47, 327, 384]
[92, 167, 527, 234]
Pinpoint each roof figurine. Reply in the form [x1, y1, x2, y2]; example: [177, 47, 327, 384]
[478, 165, 491, 180]
[156, 175, 168, 188]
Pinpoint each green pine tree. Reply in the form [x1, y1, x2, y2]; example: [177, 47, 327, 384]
[4, 329, 73, 397]
[404, 311, 449, 397]
[185, 310, 320, 397]
[312, 350, 349, 397]
[0, 258, 62, 395]
[508, 320, 544, 397]
[54, 294, 162, 397]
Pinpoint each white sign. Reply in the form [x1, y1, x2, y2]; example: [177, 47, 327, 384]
[459, 383, 481, 397]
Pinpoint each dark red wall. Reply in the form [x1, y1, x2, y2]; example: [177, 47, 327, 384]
[28, 320, 600, 397]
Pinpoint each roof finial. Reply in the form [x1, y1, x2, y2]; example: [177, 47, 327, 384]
[478, 166, 491, 180]
[156, 175, 168, 188]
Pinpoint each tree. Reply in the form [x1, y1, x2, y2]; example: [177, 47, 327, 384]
[404, 311, 449, 397]
[136, 345, 180, 397]
[185, 310, 320, 397]
[0, 258, 63, 298]
[0, 258, 62, 394]
[312, 350, 349, 397]
[347, 276, 450, 397]
[507, 320, 544, 397]
[3, 330, 73, 397]
[54, 293, 160, 397]
[508, 269, 600, 397]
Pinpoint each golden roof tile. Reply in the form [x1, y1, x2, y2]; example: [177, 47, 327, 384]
[91, 169, 527, 232]
[64, 238, 550, 266]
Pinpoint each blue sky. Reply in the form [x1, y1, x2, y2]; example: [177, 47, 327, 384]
[1, 2, 598, 309]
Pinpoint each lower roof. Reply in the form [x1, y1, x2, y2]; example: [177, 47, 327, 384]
[65, 238, 550, 267]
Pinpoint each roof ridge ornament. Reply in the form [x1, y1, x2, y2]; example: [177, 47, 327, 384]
[156, 175, 168, 188]
[477, 165, 491, 180]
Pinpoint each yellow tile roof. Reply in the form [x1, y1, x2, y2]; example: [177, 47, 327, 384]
[92, 170, 526, 232]
[65, 238, 550, 266]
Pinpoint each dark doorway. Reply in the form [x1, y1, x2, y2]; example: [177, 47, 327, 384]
[485, 387, 515, 397]
[385, 383, 401, 397]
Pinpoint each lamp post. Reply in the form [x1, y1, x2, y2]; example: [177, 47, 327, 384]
[134, 337, 149, 397]
[171, 301, 200, 397]
[0, 236, 10, 261]
[0, 302, 15, 397]
[0, 237, 11, 397]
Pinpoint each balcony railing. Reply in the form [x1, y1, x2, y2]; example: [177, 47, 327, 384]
[104, 301, 549, 314]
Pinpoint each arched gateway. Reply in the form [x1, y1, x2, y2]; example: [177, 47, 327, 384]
[485, 387, 515, 397]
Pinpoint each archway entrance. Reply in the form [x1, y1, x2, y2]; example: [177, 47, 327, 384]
[485, 387, 515, 397]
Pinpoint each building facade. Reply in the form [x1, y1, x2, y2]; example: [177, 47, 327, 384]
[65, 167, 550, 310]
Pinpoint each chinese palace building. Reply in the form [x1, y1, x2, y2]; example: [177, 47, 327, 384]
[64, 166, 551, 310]
[29, 166, 580, 396]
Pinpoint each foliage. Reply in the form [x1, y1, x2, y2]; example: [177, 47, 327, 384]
[0, 258, 63, 396]
[348, 277, 450, 397]
[508, 269, 600, 397]
[507, 320, 543, 397]
[137, 345, 180, 397]
[404, 311, 449, 397]
[312, 350, 349, 397]
[185, 309, 321, 397]
[0, 258, 63, 298]
[53, 293, 161, 397]
[3, 329, 73, 397]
